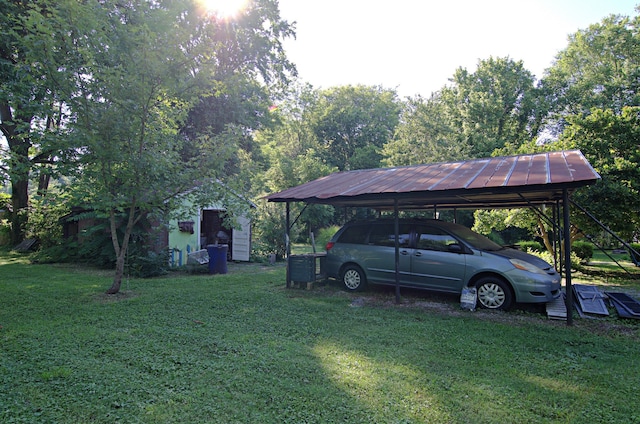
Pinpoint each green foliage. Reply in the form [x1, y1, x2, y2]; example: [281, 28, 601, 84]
[385, 57, 538, 167]
[1, 253, 639, 423]
[560, 107, 640, 239]
[527, 248, 584, 271]
[127, 249, 170, 278]
[629, 243, 640, 264]
[572, 241, 594, 263]
[444, 57, 538, 158]
[51, 0, 295, 293]
[518, 240, 544, 252]
[252, 200, 297, 260]
[539, 13, 640, 242]
[0, 0, 80, 244]
[0, 221, 10, 246]
[0, 193, 10, 246]
[310, 84, 401, 171]
[524, 247, 556, 265]
[314, 225, 340, 250]
[26, 191, 71, 249]
[473, 209, 541, 239]
[34, 211, 168, 278]
[383, 92, 470, 166]
[542, 14, 640, 117]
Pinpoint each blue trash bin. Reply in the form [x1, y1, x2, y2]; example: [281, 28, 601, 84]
[216, 245, 228, 274]
[206, 244, 217, 274]
[206, 244, 228, 274]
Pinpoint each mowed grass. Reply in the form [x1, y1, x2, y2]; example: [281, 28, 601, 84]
[1, 251, 639, 423]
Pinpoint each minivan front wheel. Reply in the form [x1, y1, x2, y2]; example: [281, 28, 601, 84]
[341, 265, 367, 291]
[476, 277, 513, 310]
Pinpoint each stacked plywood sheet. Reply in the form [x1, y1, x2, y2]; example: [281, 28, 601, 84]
[605, 292, 640, 319]
[546, 293, 567, 320]
[573, 284, 609, 317]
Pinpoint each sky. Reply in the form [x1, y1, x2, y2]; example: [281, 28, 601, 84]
[277, 0, 639, 98]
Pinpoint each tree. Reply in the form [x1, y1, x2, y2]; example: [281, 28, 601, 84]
[383, 93, 470, 166]
[473, 9, 640, 248]
[63, 0, 295, 294]
[384, 57, 539, 168]
[541, 12, 640, 121]
[254, 83, 337, 239]
[441, 57, 539, 158]
[308, 85, 401, 171]
[182, 0, 296, 185]
[531, 10, 640, 242]
[560, 107, 640, 240]
[0, 0, 78, 245]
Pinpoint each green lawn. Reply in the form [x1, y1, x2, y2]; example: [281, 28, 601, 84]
[1, 251, 639, 423]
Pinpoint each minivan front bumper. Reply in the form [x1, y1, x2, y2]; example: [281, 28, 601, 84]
[505, 269, 562, 304]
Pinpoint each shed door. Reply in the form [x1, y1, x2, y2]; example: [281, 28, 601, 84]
[232, 215, 251, 261]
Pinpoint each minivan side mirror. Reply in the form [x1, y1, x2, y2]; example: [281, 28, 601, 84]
[447, 243, 465, 254]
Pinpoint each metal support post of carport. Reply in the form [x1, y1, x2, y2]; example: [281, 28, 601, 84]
[394, 199, 401, 304]
[563, 189, 574, 326]
[286, 202, 291, 288]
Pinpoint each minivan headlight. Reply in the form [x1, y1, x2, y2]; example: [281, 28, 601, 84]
[510, 259, 547, 275]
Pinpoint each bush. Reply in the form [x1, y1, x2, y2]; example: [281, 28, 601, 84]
[526, 248, 582, 270]
[0, 220, 10, 246]
[518, 240, 544, 253]
[629, 243, 640, 264]
[127, 250, 170, 278]
[32, 239, 79, 264]
[314, 226, 340, 250]
[252, 201, 300, 261]
[572, 241, 594, 264]
[27, 192, 71, 249]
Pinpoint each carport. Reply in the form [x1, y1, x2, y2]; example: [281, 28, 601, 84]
[266, 150, 601, 325]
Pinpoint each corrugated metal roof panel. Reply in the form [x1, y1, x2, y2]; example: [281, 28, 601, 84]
[266, 150, 600, 209]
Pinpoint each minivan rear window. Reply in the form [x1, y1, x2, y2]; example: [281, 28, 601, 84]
[337, 225, 370, 244]
[368, 223, 411, 247]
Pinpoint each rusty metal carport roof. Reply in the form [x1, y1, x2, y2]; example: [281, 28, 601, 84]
[266, 150, 600, 209]
[268, 149, 600, 325]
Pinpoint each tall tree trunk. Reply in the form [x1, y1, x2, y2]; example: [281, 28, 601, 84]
[2, 103, 33, 246]
[37, 172, 51, 197]
[10, 177, 29, 246]
[106, 203, 137, 294]
[107, 250, 127, 295]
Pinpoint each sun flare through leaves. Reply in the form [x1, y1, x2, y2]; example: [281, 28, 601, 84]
[198, 0, 247, 18]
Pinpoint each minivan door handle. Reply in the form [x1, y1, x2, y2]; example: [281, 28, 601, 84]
[400, 249, 410, 255]
[414, 251, 422, 257]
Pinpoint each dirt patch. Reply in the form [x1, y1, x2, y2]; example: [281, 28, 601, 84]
[94, 290, 139, 303]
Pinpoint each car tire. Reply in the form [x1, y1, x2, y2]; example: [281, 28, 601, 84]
[341, 265, 367, 292]
[475, 277, 513, 310]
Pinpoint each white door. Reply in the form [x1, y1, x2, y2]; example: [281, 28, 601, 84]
[231, 215, 251, 261]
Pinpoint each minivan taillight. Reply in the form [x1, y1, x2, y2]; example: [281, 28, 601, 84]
[325, 241, 335, 251]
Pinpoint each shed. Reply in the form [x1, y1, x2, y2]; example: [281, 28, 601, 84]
[266, 150, 601, 325]
[168, 197, 254, 266]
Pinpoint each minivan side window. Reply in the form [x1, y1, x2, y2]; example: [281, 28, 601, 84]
[337, 225, 370, 244]
[368, 223, 411, 247]
[416, 225, 458, 252]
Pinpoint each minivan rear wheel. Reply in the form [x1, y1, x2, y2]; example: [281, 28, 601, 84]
[341, 265, 366, 291]
[476, 277, 513, 310]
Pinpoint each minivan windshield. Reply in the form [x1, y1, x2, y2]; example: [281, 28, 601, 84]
[446, 224, 504, 251]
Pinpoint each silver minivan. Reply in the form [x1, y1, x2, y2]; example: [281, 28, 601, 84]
[324, 219, 562, 310]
